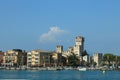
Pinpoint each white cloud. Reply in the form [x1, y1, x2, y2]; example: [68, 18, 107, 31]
[39, 26, 67, 43]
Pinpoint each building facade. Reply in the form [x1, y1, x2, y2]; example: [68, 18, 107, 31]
[83, 54, 90, 63]
[74, 36, 84, 56]
[56, 45, 63, 53]
[2, 49, 27, 67]
[27, 50, 53, 67]
[0, 51, 4, 66]
[52, 53, 62, 67]
[93, 53, 103, 67]
[60, 36, 85, 66]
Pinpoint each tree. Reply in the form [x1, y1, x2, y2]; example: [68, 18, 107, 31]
[61, 56, 67, 66]
[82, 50, 88, 56]
[93, 62, 97, 67]
[91, 59, 97, 67]
[12, 49, 22, 52]
[101, 62, 106, 66]
[84, 61, 90, 67]
[114, 56, 120, 68]
[103, 53, 115, 68]
[117, 56, 120, 66]
[67, 53, 79, 67]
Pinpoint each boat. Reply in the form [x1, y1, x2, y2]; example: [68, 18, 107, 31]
[101, 68, 107, 74]
[77, 67, 87, 71]
[0, 67, 5, 70]
[102, 70, 106, 74]
[64, 67, 73, 70]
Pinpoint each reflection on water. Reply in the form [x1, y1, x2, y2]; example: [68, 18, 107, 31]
[0, 70, 120, 80]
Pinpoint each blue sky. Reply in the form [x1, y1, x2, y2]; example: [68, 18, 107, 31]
[0, 0, 120, 55]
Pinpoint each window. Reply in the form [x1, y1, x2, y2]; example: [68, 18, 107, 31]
[28, 54, 31, 56]
[12, 54, 16, 56]
[8, 54, 11, 56]
[35, 54, 39, 56]
[35, 62, 38, 64]
[28, 58, 31, 60]
[6, 57, 9, 60]
[35, 58, 38, 60]
[28, 62, 31, 64]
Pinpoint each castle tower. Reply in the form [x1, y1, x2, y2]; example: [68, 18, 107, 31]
[56, 45, 63, 53]
[68, 47, 74, 53]
[74, 36, 84, 56]
[93, 53, 103, 67]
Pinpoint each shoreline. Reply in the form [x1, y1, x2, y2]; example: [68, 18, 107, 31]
[0, 67, 120, 71]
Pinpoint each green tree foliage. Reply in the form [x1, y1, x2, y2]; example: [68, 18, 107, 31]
[12, 49, 22, 52]
[115, 56, 120, 63]
[103, 53, 116, 67]
[101, 62, 106, 66]
[118, 56, 120, 66]
[93, 62, 97, 67]
[115, 56, 120, 67]
[103, 53, 120, 68]
[91, 59, 97, 67]
[61, 56, 67, 66]
[82, 50, 88, 56]
[67, 53, 79, 67]
[103, 54, 115, 63]
[84, 61, 90, 67]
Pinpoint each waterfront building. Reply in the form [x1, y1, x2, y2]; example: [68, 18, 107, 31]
[74, 36, 84, 56]
[56, 45, 63, 53]
[2, 49, 27, 67]
[27, 50, 53, 67]
[54, 45, 63, 66]
[60, 36, 85, 66]
[68, 47, 74, 53]
[83, 54, 90, 63]
[62, 47, 74, 58]
[93, 53, 103, 67]
[62, 36, 85, 57]
[0, 51, 4, 66]
[52, 52, 62, 67]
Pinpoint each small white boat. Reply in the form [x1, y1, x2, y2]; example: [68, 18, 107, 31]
[0, 67, 5, 69]
[78, 67, 87, 71]
[102, 70, 106, 74]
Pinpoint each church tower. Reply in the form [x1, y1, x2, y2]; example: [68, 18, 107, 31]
[74, 36, 84, 56]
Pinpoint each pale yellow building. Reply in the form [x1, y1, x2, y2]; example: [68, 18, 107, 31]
[2, 49, 27, 67]
[52, 53, 62, 66]
[60, 36, 85, 65]
[74, 36, 84, 56]
[27, 50, 53, 67]
[93, 53, 103, 67]
[56, 45, 63, 53]
[0, 51, 4, 66]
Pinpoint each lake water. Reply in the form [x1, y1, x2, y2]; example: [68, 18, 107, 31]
[0, 70, 120, 80]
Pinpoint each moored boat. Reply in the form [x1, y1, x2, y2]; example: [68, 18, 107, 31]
[0, 67, 5, 69]
[77, 67, 87, 71]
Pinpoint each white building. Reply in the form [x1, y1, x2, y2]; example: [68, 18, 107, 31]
[83, 55, 90, 63]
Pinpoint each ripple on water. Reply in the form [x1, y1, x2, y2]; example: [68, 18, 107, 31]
[0, 70, 120, 80]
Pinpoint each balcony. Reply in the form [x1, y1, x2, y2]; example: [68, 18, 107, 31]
[27, 56, 31, 58]
[27, 60, 31, 62]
